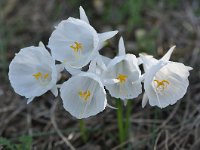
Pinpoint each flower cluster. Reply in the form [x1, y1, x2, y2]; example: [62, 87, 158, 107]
[9, 6, 192, 119]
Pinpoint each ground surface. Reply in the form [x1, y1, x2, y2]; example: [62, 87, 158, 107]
[0, 0, 200, 149]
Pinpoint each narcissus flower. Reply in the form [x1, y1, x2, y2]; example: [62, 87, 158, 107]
[60, 72, 107, 119]
[140, 46, 193, 108]
[102, 37, 142, 100]
[9, 42, 59, 104]
[48, 6, 118, 69]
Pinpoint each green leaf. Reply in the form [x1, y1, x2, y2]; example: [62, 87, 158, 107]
[0, 138, 15, 150]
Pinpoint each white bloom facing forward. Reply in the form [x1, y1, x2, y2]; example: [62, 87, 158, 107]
[60, 72, 107, 119]
[48, 6, 118, 69]
[140, 46, 193, 108]
[9, 42, 58, 104]
[102, 37, 142, 100]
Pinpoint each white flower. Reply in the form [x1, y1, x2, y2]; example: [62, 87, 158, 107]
[88, 53, 110, 76]
[60, 72, 107, 119]
[9, 42, 59, 104]
[140, 46, 193, 108]
[48, 6, 118, 69]
[102, 37, 142, 101]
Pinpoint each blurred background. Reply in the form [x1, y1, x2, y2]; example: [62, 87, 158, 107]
[0, 0, 200, 149]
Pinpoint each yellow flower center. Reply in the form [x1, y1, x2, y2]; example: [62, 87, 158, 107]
[154, 79, 170, 92]
[117, 74, 128, 83]
[70, 42, 83, 54]
[33, 72, 49, 80]
[78, 90, 91, 101]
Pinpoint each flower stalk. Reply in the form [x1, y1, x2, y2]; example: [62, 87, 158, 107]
[116, 99, 132, 143]
[79, 119, 88, 143]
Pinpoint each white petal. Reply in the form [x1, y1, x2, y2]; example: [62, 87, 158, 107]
[101, 55, 111, 66]
[106, 79, 142, 100]
[123, 100, 128, 106]
[97, 31, 118, 50]
[9, 46, 57, 99]
[142, 92, 148, 108]
[103, 79, 120, 85]
[137, 57, 143, 65]
[27, 97, 34, 104]
[160, 45, 176, 61]
[118, 37, 126, 56]
[51, 85, 58, 97]
[103, 54, 142, 100]
[139, 53, 158, 72]
[79, 6, 90, 24]
[143, 60, 168, 107]
[65, 64, 82, 75]
[106, 55, 125, 69]
[187, 66, 193, 71]
[98, 31, 118, 43]
[48, 17, 99, 68]
[39, 41, 45, 48]
[56, 84, 62, 88]
[107, 103, 117, 109]
[140, 74, 145, 82]
[60, 72, 107, 119]
[96, 54, 107, 70]
[56, 64, 65, 72]
[88, 53, 108, 75]
[88, 58, 97, 73]
[56, 64, 64, 81]
[145, 61, 192, 108]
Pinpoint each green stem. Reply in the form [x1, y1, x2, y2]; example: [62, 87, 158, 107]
[79, 119, 88, 143]
[116, 100, 125, 143]
[125, 100, 131, 138]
